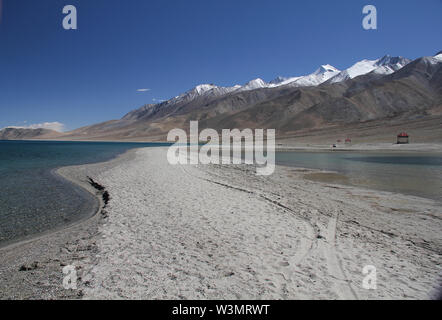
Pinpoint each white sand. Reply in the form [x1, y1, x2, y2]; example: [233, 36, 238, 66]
[80, 147, 441, 299]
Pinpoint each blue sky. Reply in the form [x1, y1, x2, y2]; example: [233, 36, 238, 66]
[0, 0, 441, 131]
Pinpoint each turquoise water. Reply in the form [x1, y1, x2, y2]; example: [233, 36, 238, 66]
[0, 140, 169, 246]
[276, 151, 442, 202]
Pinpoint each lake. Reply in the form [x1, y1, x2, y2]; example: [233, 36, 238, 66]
[0, 140, 169, 246]
[276, 151, 442, 202]
[1, 141, 441, 246]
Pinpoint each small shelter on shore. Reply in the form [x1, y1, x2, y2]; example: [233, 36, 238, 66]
[345, 138, 352, 144]
[397, 132, 409, 144]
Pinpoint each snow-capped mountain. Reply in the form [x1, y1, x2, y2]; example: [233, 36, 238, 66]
[172, 65, 340, 101]
[329, 55, 410, 83]
[269, 76, 289, 85]
[269, 64, 340, 87]
[237, 78, 268, 92]
[155, 55, 411, 108]
[374, 55, 411, 73]
[429, 52, 442, 64]
[168, 64, 343, 102]
[57, 52, 441, 141]
[170, 83, 241, 104]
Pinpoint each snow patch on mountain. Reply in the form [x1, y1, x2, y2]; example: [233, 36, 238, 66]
[330, 55, 410, 83]
[269, 76, 289, 85]
[330, 59, 378, 83]
[237, 78, 268, 92]
[268, 64, 340, 88]
[169, 83, 241, 104]
[432, 53, 442, 62]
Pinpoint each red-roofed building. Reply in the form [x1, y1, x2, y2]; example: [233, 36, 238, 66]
[397, 132, 409, 144]
[345, 138, 352, 144]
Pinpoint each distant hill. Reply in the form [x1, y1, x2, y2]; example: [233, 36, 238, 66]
[0, 128, 62, 140]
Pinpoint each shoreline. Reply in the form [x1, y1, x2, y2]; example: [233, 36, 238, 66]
[0, 146, 138, 251]
[0, 169, 101, 251]
[276, 163, 442, 204]
[1, 146, 441, 299]
[2, 139, 442, 154]
[1, 140, 439, 250]
[84, 147, 441, 299]
[0, 148, 138, 299]
[3, 143, 439, 254]
[276, 143, 442, 154]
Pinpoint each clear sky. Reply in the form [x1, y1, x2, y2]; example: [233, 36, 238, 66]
[0, 0, 441, 131]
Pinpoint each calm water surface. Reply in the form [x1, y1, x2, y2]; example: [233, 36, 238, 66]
[276, 151, 442, 202]
[0, 140, 169, 246]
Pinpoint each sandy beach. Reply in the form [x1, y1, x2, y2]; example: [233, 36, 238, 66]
[1, 146, 441, 299]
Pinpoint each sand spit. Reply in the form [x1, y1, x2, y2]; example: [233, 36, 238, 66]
[81, 148, 441, 299]
[1, 147, 441, 299]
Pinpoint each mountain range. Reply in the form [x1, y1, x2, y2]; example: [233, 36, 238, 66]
[1, 53, 441, 143]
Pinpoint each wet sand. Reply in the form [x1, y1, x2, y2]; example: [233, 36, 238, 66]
[303, 172, 351, 185]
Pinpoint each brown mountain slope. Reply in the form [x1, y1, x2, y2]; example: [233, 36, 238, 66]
[0, 128, 62, 140]
[57, 55, 442, 143]
[207, 57, 441, 134]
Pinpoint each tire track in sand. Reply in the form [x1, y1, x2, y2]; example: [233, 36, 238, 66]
[320, 209, 358, 300]
[179, 164, 317, 297]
